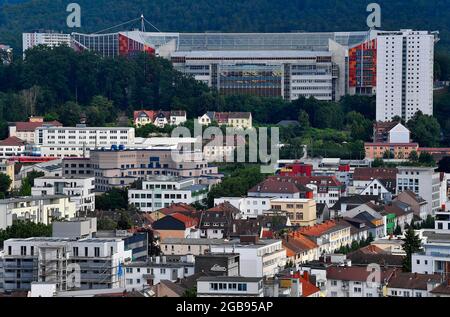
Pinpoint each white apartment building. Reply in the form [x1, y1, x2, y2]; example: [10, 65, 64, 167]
[0, 195, 77, 230]
[412, 210, 450, 275]
[396, 166, 441, 215]
[22, 32, 71, 56]
[214, 197, 271, 219]
[210, 238, 286, 278]
[0, 237, 132, 292]
[197, 276, 264, 297]
[128, 177, 208, 212]
[376, 30, 436, 121]
[124, 255, 195, 291]
[34, 126, 135, 158]
[32, 176, 95, 213]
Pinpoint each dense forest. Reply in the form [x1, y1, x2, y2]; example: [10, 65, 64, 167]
[1, 0, 450, 54]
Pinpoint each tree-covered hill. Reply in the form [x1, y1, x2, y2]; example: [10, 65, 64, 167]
[1, 0, 450, 53]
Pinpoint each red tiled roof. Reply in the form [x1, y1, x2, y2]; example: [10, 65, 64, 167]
[158, 203, 197, 215]
[268, 175, 342, 188]
[170, 213, 198, 228]
[207, 202, 240, 214]
[289, 272, 321, 297]
[248, 179, 304, 194]
[387, 272, 442, 290]
[283, 233, 318, 254]
[14, 120, 62, 132]
[327, 266, 395, 282]
[298, 221, 338, 237]
[0, 136, 26, 146]
[353, 168, 398, 181]
[134, 110, 156, 121]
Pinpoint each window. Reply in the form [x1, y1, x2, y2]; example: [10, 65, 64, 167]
[94, 247, 100, 257]
[73, 247, 79, 257]
[21, 246, 26, 256]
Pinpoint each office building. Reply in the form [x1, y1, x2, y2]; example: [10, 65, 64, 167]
[63, 147, 219, 192]
[34, 125, 135, 158]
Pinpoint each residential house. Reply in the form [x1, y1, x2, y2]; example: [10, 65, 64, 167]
[198, 112, 253, 129]
[297, 221, 352, 255]
[270, 198, 317, 227]
[267, 175, 343, 207]
[0, 136, 27, 158]
[381, 201, 414, 234]
[386, 272, 442, 297]
[351, 167, 398, 195]
[283, 232, 320, 265]
[248, 178, 313, 199]
[396, 166, 442, 215]
[152, 213, 199, 239]
[342, 202, 386, 238]
[133, 110, 187, 128]
[330, 195, 381, 218]
[395, 190, 429, 220]
[326, 266, 395, 297]
[346, 245, 404, 268]
[199, 202, 241, 239]
[365, 122, 418, 159]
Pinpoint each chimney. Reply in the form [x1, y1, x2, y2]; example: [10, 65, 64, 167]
[303, 271, 309, 282]
[240, 235, 259, 244]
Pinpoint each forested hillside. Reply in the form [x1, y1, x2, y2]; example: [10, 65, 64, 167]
[0, 0, 450, 53]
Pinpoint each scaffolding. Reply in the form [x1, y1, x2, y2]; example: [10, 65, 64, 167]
[38, 244, 69, 292]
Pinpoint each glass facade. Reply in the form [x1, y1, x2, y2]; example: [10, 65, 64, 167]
[217, 64, 283, 97]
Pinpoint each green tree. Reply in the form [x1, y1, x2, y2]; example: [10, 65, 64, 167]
[409, 150, 419, 162]
[0, 220, 52, 248]
[0, 173, 12, 198]
[95, 188, 129, 211]
[407, 111, 441, 147]
[298, 110, 310, 130]
[372, 158, 385, 168]
[402, 227, 422, 272]
[117, 211, 133, 230]
[97, 216, 118, 231]
[18, 171, 44, 196]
